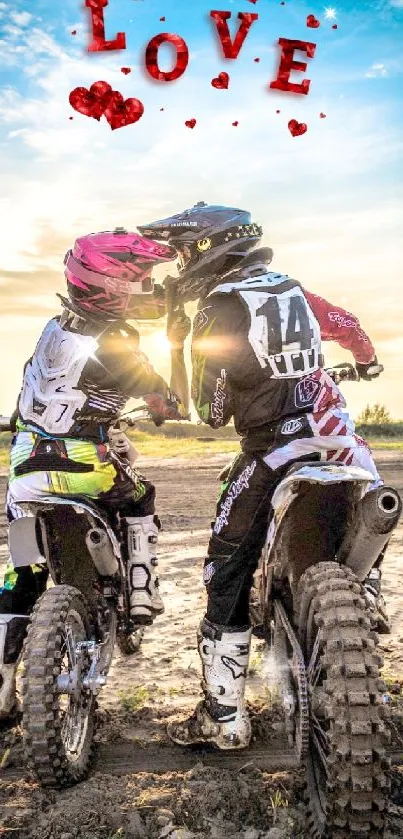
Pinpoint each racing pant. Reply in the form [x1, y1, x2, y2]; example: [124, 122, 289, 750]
[203, 413, 381, 628]
[0, 431, 156, 619]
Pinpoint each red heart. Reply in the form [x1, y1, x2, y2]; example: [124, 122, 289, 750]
[160, 107, 165, 111]
[211, 72, 229, 90]
[232, 121, 239, 126]
[121, 67, 131, 75]
[288, 119, 308, 137]
[90, 81, 113, 98]
[69, 81, 112, 121]
[160, 16, 165, 21]
[332, 23, 338, 29]
[276, 109, 281, 114]
[319, 112, 326, 119]
[254, 57, 260, 62]
[307, 14, 320, 28]
[104, 92, 145, 130]
[71, 30, 77, 35]
[185, 119, 196, 129]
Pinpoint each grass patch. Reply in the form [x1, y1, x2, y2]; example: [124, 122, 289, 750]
[0, 430, 238, 467]
[132, 432, 238, 459]
[118, 685, 150, 712]
[1, 429, 402, 470]
[270, 789, 289, 822]
[368, 440, 403, 451]
[248, 650, 264, 676]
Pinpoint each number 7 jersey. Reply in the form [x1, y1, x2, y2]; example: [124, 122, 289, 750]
[191, 271, 375, 434]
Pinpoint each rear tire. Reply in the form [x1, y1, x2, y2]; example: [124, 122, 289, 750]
[295, 562, 390, 838]
[21, 585, 95, 787]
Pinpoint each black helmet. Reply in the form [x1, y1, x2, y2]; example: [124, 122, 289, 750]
[138, 202, 263, 302]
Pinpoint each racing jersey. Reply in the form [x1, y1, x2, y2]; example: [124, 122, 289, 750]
[17, 312, 171, 441]
[191, 265, 375, 440]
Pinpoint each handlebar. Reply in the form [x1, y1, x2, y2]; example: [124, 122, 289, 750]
[1, 364, 383, 437]
[115, 405, 154, 429]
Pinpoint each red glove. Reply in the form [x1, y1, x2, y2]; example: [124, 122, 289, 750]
[145, 390, 185, 425]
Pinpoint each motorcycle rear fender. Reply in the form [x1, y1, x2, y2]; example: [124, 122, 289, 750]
[270, 463, 375, 534]
[8, 497, 121, 569]
[263, 463, 376, 595]
[8, 517, 45, 569]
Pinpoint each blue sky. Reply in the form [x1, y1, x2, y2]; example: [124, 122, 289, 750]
[0, 0, 402, 416]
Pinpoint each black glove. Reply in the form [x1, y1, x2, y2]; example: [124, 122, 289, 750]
[355, 357, 383, 381]
[167, 310, 192, 349]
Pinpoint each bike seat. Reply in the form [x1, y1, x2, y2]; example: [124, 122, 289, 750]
[283, 459, 322, 478]
[282, 460, 374, 484]
[17, 494, 106, 519]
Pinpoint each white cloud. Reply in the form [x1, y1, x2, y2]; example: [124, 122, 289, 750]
[1, 23, 24, 38]
[10, 11, 32, 27]
[365, 63, 388, 78]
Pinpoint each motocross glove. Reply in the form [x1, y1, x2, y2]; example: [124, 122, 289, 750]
[355, 356, 383, 381]
[167, 310, 192, 349]
[108, 428, 140, 464]
[108, 428, 131, 456]
[145, 390, 187, 426]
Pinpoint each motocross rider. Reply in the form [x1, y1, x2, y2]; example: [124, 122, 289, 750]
[139, 203, 387, 751]
[0, 228, 186, 719]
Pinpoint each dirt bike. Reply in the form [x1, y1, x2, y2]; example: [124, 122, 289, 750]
[243, 364, 402, 839]
[0, 407, 154, 788]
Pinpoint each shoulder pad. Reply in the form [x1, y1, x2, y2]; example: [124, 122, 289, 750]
[208, 273, 293, 295]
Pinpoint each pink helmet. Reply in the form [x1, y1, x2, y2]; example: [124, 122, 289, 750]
[64, 228, 176, 320]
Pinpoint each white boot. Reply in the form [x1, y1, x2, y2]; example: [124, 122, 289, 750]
[167, 618, 252, 749]
[125, 515, 165, 625]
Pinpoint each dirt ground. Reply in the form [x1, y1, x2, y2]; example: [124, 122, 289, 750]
[1, 449, 403, 839]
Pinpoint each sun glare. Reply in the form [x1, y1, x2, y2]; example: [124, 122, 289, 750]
[324, 7, 337, 20]
[147, 330, 171, 354]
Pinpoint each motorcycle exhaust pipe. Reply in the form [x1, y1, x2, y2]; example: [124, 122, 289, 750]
[85, 528, 119, 577]
[338, 486, 401, 581]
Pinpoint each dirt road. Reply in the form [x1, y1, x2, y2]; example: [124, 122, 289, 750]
[1, 451, 403, 839]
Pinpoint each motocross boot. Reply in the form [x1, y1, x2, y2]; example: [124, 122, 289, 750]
[125, 515, 164, 625]
[167, 617, 252, 749]
[363, 567, 390, 634]
[0, 615, 29, 720]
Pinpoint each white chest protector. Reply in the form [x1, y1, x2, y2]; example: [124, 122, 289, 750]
[210, 273, 322, 379]
[19, 319, 98, 435]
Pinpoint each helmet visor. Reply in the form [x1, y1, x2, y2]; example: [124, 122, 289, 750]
[177, 245, 192, 272]
[174, 223, 262, 275]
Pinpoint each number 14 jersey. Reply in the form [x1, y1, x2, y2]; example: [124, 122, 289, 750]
[191, 271, 375, 435]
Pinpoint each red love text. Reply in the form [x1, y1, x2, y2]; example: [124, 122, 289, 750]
[85, 0, 126, 52]
[270, 38, 316, 95]
[145, 33, 189, 81]
[210, 10, 259, 59]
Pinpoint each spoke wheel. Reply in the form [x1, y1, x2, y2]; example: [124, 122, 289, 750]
[295, 562, 390, 839]
[21, 585, 95, 787]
